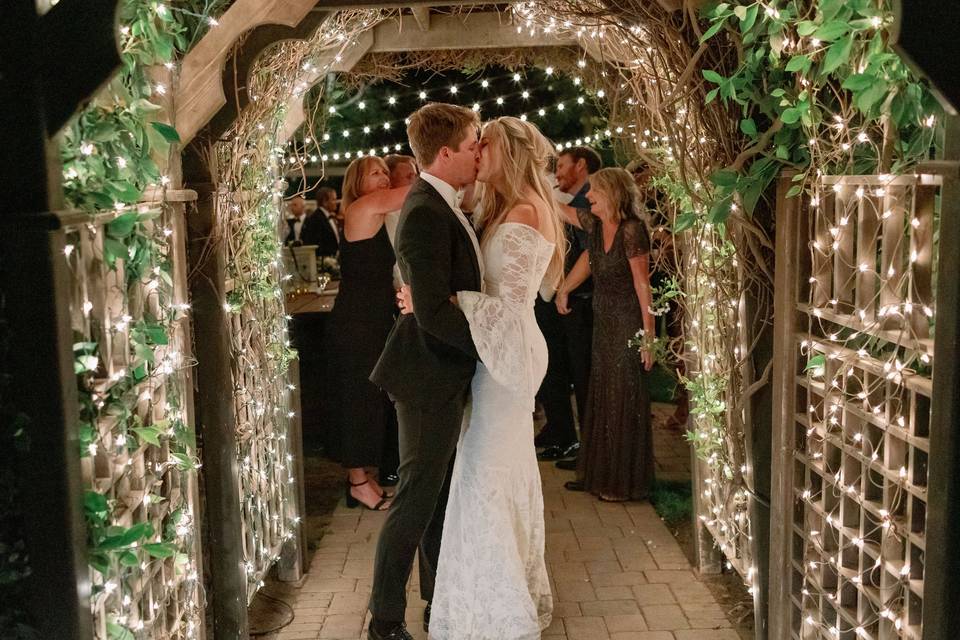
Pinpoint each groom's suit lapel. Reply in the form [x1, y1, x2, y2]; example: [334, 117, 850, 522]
[415, 178, 482, 291]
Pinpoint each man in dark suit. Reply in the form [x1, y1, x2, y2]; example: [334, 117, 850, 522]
[307, 186, 340, 258]
[536, 146, 601, 468]
[367, 103, 482, 640]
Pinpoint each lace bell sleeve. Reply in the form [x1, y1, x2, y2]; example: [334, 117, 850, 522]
[623, 218, 651, 258]
[456, 224, 543, 398]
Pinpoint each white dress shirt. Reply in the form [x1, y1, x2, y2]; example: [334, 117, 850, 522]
[419, 171, 484, 281]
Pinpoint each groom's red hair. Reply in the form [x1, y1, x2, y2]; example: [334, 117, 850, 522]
[406, 103, 480, 168]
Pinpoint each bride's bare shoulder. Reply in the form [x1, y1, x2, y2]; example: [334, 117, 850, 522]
[503, 202, 540, 229]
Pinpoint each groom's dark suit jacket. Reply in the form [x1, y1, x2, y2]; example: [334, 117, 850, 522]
[371, 177, 482, 405]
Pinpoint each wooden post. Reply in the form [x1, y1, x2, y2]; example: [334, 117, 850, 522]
[742, 197, 775, 640]
[185, 169, 250, 638]
[922, 114, 960, 640]
[767, 172, 805, 639]
[278, 358, 308, 582]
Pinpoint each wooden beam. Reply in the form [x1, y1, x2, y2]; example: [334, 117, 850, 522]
[370, 11, 579, 52]
[278, 11, 591, 140]
[175, 0, 321, 144]
[410, 7, 431, 31]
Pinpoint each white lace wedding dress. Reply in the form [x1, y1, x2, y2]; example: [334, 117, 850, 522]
[429, 222, 555, 640]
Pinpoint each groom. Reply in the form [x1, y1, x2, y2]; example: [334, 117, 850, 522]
[368, 103, 483, 640]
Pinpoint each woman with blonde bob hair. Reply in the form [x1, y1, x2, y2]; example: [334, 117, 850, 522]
[556, 166, 657, 503]
[323, 155, 411, 512]
[397, 116, 563, 638]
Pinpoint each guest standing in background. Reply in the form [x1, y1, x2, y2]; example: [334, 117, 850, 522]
[536, 147, 601, 466]
[555, 167, 656, 502]
[284, 196, 309, 245]
[323, 156, 411, 510]
[311, 186, 341, 259]
[385, 153, 419, 188]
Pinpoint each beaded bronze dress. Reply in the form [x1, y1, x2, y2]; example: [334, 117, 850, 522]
[575, 209, 654, 500]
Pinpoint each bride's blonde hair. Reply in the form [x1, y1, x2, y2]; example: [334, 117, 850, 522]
[474, 117, 567, 289]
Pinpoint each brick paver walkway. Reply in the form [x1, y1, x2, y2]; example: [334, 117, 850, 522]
[274, 454, 737, 640]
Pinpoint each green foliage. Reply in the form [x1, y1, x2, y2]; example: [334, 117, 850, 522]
[690, 0, 942, 230]
[58, 3, 228, 638]
[651, 480, 694, 528]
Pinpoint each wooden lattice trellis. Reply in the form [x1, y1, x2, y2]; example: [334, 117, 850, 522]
[64, 191, 204, 639]
[217, 187, 300, 601]
[772, 171, 941, 640]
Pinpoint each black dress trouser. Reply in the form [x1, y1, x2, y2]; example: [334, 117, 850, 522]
[535, 296, 593, 445]
[369, 390, 466, 622]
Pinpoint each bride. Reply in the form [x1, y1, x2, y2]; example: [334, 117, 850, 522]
[399, 116, 565, 639]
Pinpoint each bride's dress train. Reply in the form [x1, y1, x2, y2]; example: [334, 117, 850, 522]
[429, 222, 555, 640]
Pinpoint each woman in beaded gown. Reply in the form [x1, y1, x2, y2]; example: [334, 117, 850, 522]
[397, 117, 566, 639]
[323, 156, 409, 511]
[555, 167, 657, 502]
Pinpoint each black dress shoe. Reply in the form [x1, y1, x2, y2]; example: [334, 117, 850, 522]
[380, 472, 399, 487]
[556, 457, 578, 471]
[423, 602, 431, 632]
[368, 619, 413, 640]
[560, 441, 580, 457]
[565, 480, 585, 492]
[537, 445, 565, 461]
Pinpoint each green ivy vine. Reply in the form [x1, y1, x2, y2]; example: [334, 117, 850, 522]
[693, 0, 941, 225]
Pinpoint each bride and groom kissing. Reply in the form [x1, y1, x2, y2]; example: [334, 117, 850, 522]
[367, 102, 565, 639]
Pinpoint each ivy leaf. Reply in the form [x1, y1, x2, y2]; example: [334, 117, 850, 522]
[106, 211, 139, 238]
[707, 194, 734, 225]
[813, 20, 850, 42]
[856, 82, 887, 113]
[89, 552, 110, 576]
[740, 118, 758, 137]
[705, 88, 719, 104]
[785, 54, 812, 73]
[805, 354, 826, 373]
[84, 491, 110, 522]
[733, 5, 747, 20]
[106, 622, 135, 640]
[796, 21, 818, 36]
[119, 551, 139, 567]
[841, 73, 875, 91]
[702, 69, 724, 84]
[102, 237, 127, 268]
[786, 184, 803, 198]
[171, 452, 197, 471]
[150, 121, 181, 144]
[780, 107, 802, 124]
[709, 169, 739, 188]
[131, 426, 161, 447]
[144, 542, 177, 559]
[674, 211, 697, 233]
[75, 354, 100, 374]
[700, 19, 728, 43]
[822, 35, 854, 74]
[740, 5, 759, 33]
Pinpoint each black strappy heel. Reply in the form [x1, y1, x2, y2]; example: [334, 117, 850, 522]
[345, 479, 391, 511]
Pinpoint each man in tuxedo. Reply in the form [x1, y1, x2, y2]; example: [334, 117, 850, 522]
[536, 146, 601, 470]
[308, 186, 341, 259]
[368, 103, 482, 640]
[284, 196, 309, 245]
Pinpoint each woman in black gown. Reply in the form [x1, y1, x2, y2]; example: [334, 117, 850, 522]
[555, 167, 657, 502]
[324, 156, 410, 510]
